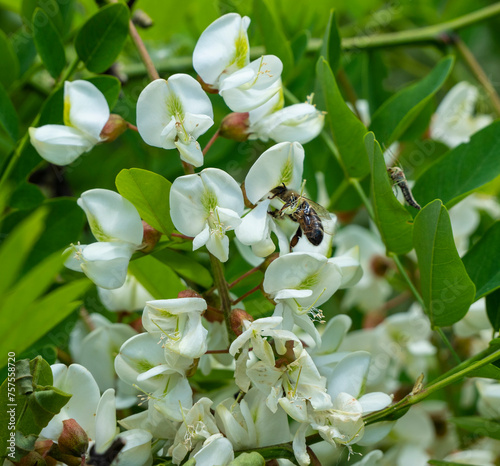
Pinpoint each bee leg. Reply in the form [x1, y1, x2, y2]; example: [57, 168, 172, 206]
[290, 227, 302, 252]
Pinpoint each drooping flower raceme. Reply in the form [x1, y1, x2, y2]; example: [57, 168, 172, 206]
[170, 168, 244, 262]
[65, 189, 144, 289]
[193, 13, 250, 91]
[136, 74, 214, 167]
[29, 80, 110, 165]
[430, 81, 492, 148]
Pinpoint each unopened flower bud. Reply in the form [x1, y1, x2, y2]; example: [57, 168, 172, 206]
[230, 308, 253, 336]
[178, 290, 202, 299]
[100, 114, 128, 142]
[220, 112, 250, 142]
[57, 419, 88, 457]
[274, 340, 296, 367]
[370, 254, 392, 277]
[140, 221, 162, 253]
[132, 9, 153, 28]
[197, 75, 219, 94]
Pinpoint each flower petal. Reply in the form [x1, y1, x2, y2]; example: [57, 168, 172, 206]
[29, 125, 95, 165]
[65, 80, 109, 140]
[193, 13, 250, 87]
[78, 189, 143, 245]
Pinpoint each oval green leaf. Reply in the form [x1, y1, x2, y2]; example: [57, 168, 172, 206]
[116, 168, 174, 236]
[413, 199, 475, 327]
[317, 57, 369, 178]
[0, 82, 19, 142]
[365, 132, 414, 254]
[412, 120, 500, 208]
[462, 221, 500, 300]
[0, 30, 20, 89]
[32, 8, 66, 78]
[321, 10, 341, 72]
[370, 56, 454, 147]
[75, 3, 129, 74]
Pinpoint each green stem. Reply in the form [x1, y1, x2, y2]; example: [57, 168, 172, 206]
[209, 253, 236, 343]
[435, 327, 461, 364]
[390, 252, 425, 308]
[364, 346, 500, 425]
[454, 35, 500, 116]
[235, 442, 296, 462]
[350, 178, 374, 220]
[0, 56, 80, 192]
[339, 2, 500, 50]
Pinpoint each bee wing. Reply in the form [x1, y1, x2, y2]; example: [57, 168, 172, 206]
[303, 198, 336, 235]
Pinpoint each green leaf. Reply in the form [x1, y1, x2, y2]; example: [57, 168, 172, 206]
[253, 0, 294, 80]
[365, 132, 414, 254]
[428, 461, 470, 466]
[0, 279, 89, 356]
[450, 417, 500, 441]
[75, 3, 130, 74]
[0, 30, 20, 89]
[21, 0, 64, 34]
[467, 362, 500, 380]
[362, 50, 391, 115]
[486, 288, 500, 334]
[370, 56, 454, 147]
[413, 199, 475, 327]
[152, 249, 213, 288]
[29, 387, 72, 428]
[32, 8, 66, 78]
[0, 82, 19, 142]
[116, 168, 174, 236]
[10, 182, 45, 210]
[0, 208, 46, 299]
[230, 452, 266, 465]
[321, 10, 341, 72]
[290, 30, 309, 64]
[317, 58, 369, 178]
[129, 255, 184, 299]
[413, 121, 500, 208]
[462, 221, 500, 300]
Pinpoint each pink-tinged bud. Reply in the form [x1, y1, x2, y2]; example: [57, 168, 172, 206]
[219, 112, 250, 142]
[178, 290, 202, 299]
[100, 114, 128, 142]
[140, 221, 162, 253]
[197, 76, 219, 94]
[57, 419, 88, 457]
[369, 254, 392, 277]
[230, 308, 253, 336]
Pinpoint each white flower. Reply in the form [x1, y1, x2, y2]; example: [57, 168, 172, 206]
[97, 273, 154, 312]
[430, 81, 492, 148]
[219, 55, 283, 112]
[41, 364, 101, 441]
[142, 297, 208, 362]
[215, 387, 291, 450]
[192, 434, 234, 465]
[170, 168, 244, 262]
[136, 75, 214, 167]
[69, 313, 138, 409]
[263, 252, 359, 343]
[453, 298, 491, 338]
[193, 13, 250, 90]
[249, 100, 325, 144]
[334, 225, 392, 312]
[168, 398, 220, 465]
[476, 380, 500, 418]
[29, 80, 110, 165]
[65, 189, 143, 289]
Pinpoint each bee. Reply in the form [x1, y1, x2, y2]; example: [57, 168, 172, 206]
[387, 167, 421, 210]
[269, 184, 333, 250]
